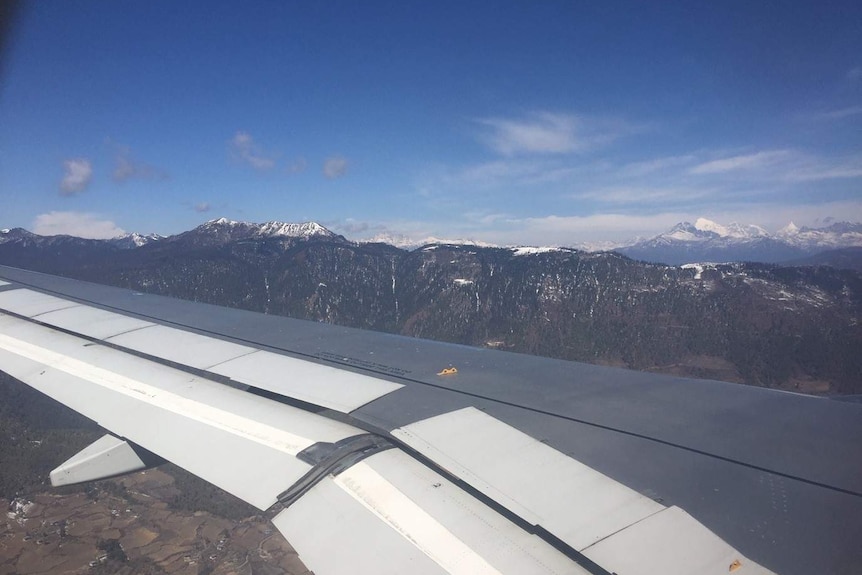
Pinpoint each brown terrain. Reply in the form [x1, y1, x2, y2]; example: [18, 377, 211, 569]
[1, 469, 309, 575]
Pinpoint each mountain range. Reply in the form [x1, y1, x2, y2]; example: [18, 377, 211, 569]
[6, 216, 862, 268]
[1, 217, 860, 396]
[617, 218, 862, 265]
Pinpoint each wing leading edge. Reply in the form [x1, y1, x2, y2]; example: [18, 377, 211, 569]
[1, 265, 858, 574]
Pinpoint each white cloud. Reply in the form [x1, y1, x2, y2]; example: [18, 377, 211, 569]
[230, 131, 276, 170]
[847, 67, 862, 82]
[478, 112, 581, 156]
[323, 155, 349, 179]
[689, 150, 791, 174]
[475, 111, 638, 157]
[59, 158, 93, 196]
[32, 211, 125, 239]
[193, 202, 211, 213]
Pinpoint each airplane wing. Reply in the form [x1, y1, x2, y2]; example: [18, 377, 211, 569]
[0, 264, 859, 575]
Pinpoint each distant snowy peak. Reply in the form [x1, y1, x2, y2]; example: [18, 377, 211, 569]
[694, 218, 727, 236]
[510, 246, 577, 257]
[621, 217, 862, 265]
[257, 221, 333, 238]
[362, 233, 498, 250]
[778, 221, 800, 235]
[110, 232, 164, 249]
[776, 221, 862, 249]
[199, 218, 335, 239]
[664, 221, 709, 242]
[0, 228, 35, 244]
[692, 218, 769, 239]
[649, 218, 860, 247]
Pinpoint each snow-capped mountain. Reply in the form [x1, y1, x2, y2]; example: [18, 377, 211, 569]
[619, 218, 862, 265]
[108, 232, 165, 249]
[171, 217, 339, 247]
[0, 228, 36, 245]
[362, 232, 498, 250]
[0, 218, 339, 252]
[776, 221, 862, 249]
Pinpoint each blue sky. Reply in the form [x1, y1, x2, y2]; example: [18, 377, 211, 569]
[1, 1, 860, 246]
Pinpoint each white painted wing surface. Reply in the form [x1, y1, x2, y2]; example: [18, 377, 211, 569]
[0, 278, 780, 575]
[0, 287, 585, 574]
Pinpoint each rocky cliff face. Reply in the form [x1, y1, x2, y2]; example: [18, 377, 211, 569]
[2, 220, 860, 394]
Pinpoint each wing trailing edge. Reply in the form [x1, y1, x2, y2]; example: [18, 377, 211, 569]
[0, 270, 802, 574]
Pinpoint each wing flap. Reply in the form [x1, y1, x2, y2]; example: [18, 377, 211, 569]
[582, 506, 774, 575]
[0, 287, 403, 412]
[393, 407, 664, 550]
[273, 448, 585, 575]
[0, 312, 367, 510]
[32, 304, 156, 339]
[0, 288, 80, 317]
[104, 324, 256, 369]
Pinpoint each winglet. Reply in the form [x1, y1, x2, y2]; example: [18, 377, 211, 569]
[50, 434, 164, 486]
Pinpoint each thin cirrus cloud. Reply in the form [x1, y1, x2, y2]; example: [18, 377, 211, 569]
[477, 112, 581, 156]
[230, 131, 276, 170]
[193, 202, 211, 213]
[287, 157, 308, 174]
[323, 155, 349, 179]
[687, 149, 862, 183]
[475, 111, 634, 157]
[688, 150, 792, 175]
[813, 106, 862, 121]
[570, 186, 713, 206]
[112, 145, 168, 183]
[229, 131, 308, 175]
[451, 159, 584, 190]
[782, 153, 862, 182]
[32, 211, 125, 239]
[59, 158, 93, 196]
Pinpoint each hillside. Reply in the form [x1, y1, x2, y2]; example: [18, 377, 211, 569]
[1, 219, 860, 394]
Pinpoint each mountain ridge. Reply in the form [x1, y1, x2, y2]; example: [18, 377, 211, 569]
[618, 218, 862, 265]
[3, 216, 862, 267]
[0, 227, 860, 395]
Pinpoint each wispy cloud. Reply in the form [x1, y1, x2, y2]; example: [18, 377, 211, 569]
[570, 185, 713, 205]
[230, 131, 276, 170]
[112, 145, 168, 183]
[193, 202, 211, 213]
[59, 158, 93, 196]
[689, 150, 791, 174]
[475, 111, 638, 157]
[618, 154, 697, 177]
[847, 67, 862, 82]
[812, 105, 862, 121]
[477, 112, 583, 156]
[32, 211, 125, 238]
[349, 198, 862, 249]
[287, 157, 307, 174]
[782, 154, 862, 182]
[327, 218, 372, 235]
[454, 159, 582, 188]
[323, 155, 349, 179]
